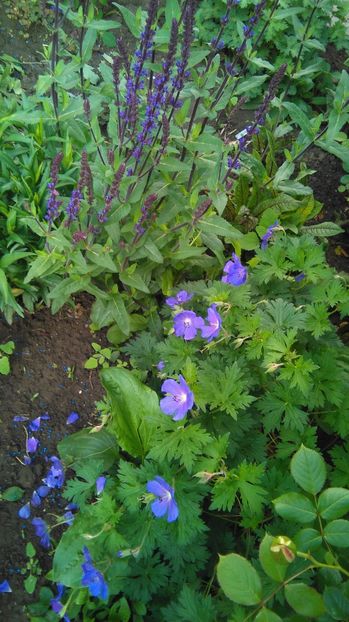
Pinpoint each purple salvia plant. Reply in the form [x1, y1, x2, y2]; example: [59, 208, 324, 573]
[45, 152, 63, 223]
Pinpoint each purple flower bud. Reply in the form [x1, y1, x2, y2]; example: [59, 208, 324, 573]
[157, 360, 165, 371]
[261, 220, 279, 250]
[18, 502, 31, 519]
[166, 290, 193, 308]
[96, 476, 106, 496]
[26, 437, 39, 454]
[295, 272, 305, 282]
[66, 411, 79, 425]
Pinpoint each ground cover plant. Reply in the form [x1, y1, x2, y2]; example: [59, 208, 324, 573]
[0, 0, 349, 620]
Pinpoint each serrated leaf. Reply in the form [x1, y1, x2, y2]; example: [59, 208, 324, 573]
[290, 445, 326, 494]
[323, 519, 349, 547]
[217, 553, 262, 605]
[285, 583, 325, 617]
[273, 492, 316, 523]
[318, 488, 349, 521]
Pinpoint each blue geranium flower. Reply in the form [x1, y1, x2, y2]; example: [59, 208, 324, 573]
[50, 584, 70, 621]
[146, 476, 179, 522]
[261, 220, 279, 250]
[160, 375, 194, 421]
[222, 253, 247, 286]
[173, 311, 204, 341]
[166, 290, 193, 308]
[81, 547, 108, 601]
[201, 304, 222, 342]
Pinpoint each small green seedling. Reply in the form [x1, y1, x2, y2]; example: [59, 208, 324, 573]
[0, 340, 15, 375]
[84, 342, 118, 370]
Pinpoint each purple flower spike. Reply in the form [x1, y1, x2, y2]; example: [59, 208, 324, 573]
[31, 491, 41, 507]
[66, 411, 79, 425]
[173, 311, 204, 341]
[166, 290, 193, 307]
[96, 476, 106, 496]
[201, 304, 222, 342]
[29, 416, 41, 432]
[146, 476, 179, 522]
[222, 253, 247, 286]
[81, 547, 108, 601]
[160, 375, 194, 421]
[0, 580, 12, 593]
[26, 437, 39, 454]
[261, 220, 279, 250]
[32, 518, 51, 549]
[18, 502, 31, 519]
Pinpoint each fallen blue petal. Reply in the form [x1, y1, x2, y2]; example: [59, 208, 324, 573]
[18, 502, 31, 519]
[96, 476, 106, 496]
[0, 580, 12, 593]
[66, 412, 79, 425]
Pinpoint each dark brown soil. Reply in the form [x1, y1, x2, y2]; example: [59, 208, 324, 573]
[0, 301, 105, 621]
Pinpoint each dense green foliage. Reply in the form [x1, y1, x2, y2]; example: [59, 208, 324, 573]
[0, 1, 348, 620]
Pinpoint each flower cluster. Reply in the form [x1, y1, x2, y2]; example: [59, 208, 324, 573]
[45, 152, 63, 223]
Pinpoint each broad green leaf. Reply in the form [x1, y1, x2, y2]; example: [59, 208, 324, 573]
[302, 222, 344, 237]
[290, 445, 326, 494]
[101, 367, 162, 458]
[24, 575, 37, 594]
[217, 553, 262, 605]
[88, 19, 120, 30]
[84, 357, 98, 370]
[24, 254, 63, 284]
[282, 102, 314, 139]
[255, 608, 282, 622]
[58, 429, 117, 469]
[109, 294, 130, 336]
[323, 520, 349, 548]
[259, 534, 287, 582]
[2, 486, 24, 501]
[119, 270, 150, 293]
[273, 493, 316, 523]
[0, 356, 10, 375]
[198, 215, 242, 240]
[318, 488, 349, 521]
[285, 583, 325, 617]
[294, 528, 322, 552]
[26, 542, 36, 558]
[324, 586, 349, 620]
[0, 340, 15, 354]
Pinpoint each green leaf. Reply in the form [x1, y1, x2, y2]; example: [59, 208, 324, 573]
[26, 542, 36, 558]
[58, 429, 117, 469]
[2, 486, 24, 501]
[323, 586, 349, 621]
[294, 528, 322, 552]
[285, 583, 325, 617]
[255, 609, 283, 622]
[101, 367, 161, 458]
[290, 445, 326, 494]
[0, 340, 15, 354]
[301, 222, 344, 237]
[109, 294, 130, 336]
[318, 488, 349, 521]
[119, 270, 150, 293]
[84, 357, 98, 369]
[259, 534, 287, 582]
[113, 3, 140, 37]
[217, 553, 262, 605]
[273, 492, 316, 523]
[24, 575, 37, 595]
[323, 519, 349, 548]
[0, 268, 10, 305]
[0, 356, 10, 375]
[198, 215, 242, 240]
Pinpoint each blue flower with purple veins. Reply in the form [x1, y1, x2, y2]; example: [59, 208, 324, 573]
[18, 502, 31, 519]
[0, 580, 11, 593]
[81, 547, 108, 601]
[66, 411, 79, 425]
[32, 518, 51, 549]
[201, 304, 222, 342]
[26, 437, 39, 454]
[160, 375, 194, 421]
[166, 289, 193, 307]
[222, 253, 247, 286]
[173, 311, 204, 341]
[96, 476, 106, 496]
[261, 220, 279, 250]
[146, 476, 179, 522]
